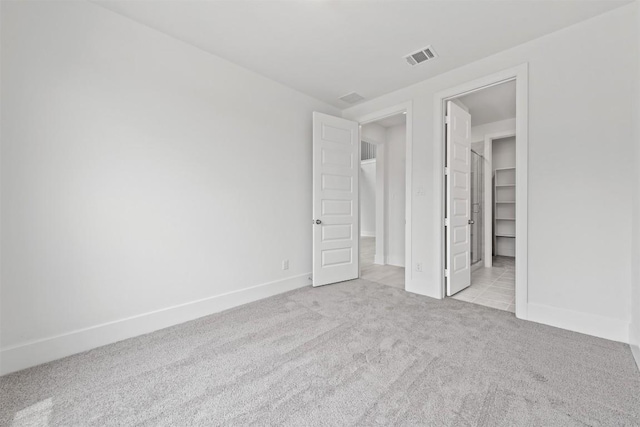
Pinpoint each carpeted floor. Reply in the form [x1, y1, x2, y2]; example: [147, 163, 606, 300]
[2, 279, 639, 426]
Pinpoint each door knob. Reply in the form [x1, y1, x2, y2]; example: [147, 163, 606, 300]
[468, 219, 475, 224]
[315, 219, 322, 225]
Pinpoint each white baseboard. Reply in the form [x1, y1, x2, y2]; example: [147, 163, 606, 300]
[471, 262, 483, 273]
[0, 273, 311, 376]
[527, 303, 629, 343]
[374, 254, 385, 265]
[360, 231, 376, 237]
[386, 255, 405, 268]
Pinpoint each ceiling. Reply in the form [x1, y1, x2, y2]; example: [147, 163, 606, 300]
[457, 80, 516, 126]
[92, 0, 630, 108]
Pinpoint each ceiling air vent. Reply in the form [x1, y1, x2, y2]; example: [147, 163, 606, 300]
[404, 46, 438, 66]
[339, 92, 365, 104]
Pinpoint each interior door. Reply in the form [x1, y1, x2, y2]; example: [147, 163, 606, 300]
[446, 101, 472, 296]
[312, 112, 359, 287]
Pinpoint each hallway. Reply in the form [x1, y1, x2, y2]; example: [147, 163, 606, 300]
[359, 236, 405, 290]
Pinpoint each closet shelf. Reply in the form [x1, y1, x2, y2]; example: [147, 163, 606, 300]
[494, 161, 516, 257]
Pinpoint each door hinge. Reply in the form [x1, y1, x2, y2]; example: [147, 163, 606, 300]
[445, 116, 451, 125]
[444, 269, 449, 278]
[444, 167, 450, 176]
[444, 218, 449, 226]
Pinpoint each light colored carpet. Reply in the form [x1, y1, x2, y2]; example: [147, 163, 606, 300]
[2, 279, 639, 426]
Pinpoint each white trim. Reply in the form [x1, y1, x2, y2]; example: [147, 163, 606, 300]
[483, 130, 516, 267]
[386, 255, 405, 268]
[350, 102, 413, 290]
[483, 134, 493, 267]
[631, 344, 640, 372]
[0, 273, 311, 375]
[360, 231, 376, 237]
[471, 262, 484, 273]
[434, 64, 529, 322]
[631, 321, 640, 371]
[527, 303, 629, 343]
[360, 158, 376, 165]
[514, 67, 529, 320]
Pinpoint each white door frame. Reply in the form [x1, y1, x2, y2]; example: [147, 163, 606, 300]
[360, 136, 386, 265]
[482, 130, 516, 268]
[434, 64, 528, 319]
[352, 101, 413, 289]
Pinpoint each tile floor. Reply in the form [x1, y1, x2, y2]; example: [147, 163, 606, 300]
[359, 236, 405, 289]
[451, 256, 516, 313]
[359, 236, 514, 312]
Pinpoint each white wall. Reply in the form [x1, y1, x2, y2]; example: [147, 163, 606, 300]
[0, 1, 338, 373]
[343, 4, 637, 342]
[385, 124, 406, 267]
[492, 137, 516, 170]
[360, 160, 376, 237]
[361, 123, 386, 144]
[631, 0, 640, 366]
[360, 121, 406, 266]
[471, 118, 516, 143]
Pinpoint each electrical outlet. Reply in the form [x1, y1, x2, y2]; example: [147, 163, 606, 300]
[416, 262, 423, 272]
[282, 259, 289, 270]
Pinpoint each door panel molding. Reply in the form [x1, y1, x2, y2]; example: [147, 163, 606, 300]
[446, 101, 472, 296]
[312, 112, 360, 287]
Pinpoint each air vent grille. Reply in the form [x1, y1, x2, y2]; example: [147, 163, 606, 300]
[404, 46, 438, 66]
[339, 92, 365, 104]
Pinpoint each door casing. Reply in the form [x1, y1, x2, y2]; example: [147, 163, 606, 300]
[434, 64, 529, 319]
[349, 102, 413, 291]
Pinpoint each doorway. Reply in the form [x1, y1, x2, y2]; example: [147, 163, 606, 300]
[311, 105, 411, 291]
[438, 67, 528, 317]
[358, 112, 407, 290]
[454, 133, 517, 312]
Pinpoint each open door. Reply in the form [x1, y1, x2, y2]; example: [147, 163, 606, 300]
[312, 112, 359, 287]
[446, 101, 472, 296]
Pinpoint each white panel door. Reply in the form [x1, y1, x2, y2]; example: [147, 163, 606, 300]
[446, 101, 472, 296]
[312, 112, 359, 287]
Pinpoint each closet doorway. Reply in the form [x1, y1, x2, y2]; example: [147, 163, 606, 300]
[442, 78, 522, 314]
